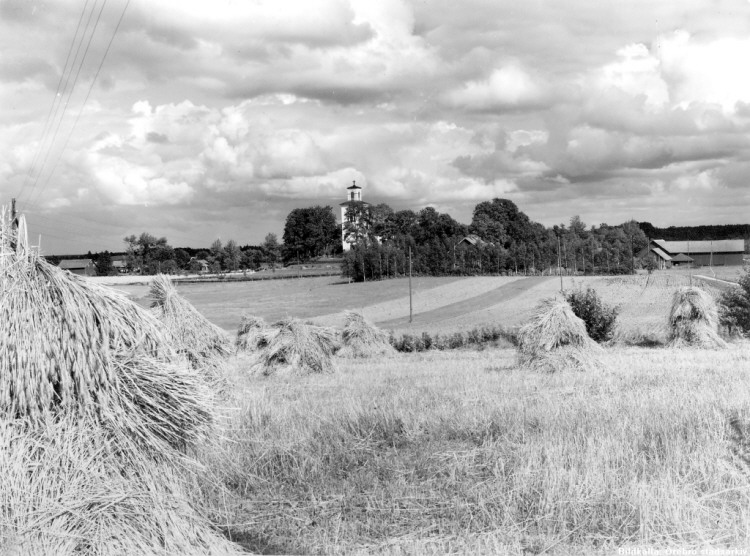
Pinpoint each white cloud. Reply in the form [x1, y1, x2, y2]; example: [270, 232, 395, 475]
[658, 30, 750, 111]
[444, 64, 546, 109]
[596, 43, 669, 108]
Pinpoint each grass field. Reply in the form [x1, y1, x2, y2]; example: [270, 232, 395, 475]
[96, 267, 750, 553]
[211, 342, 750, 554]
[103, 267, 740, 338]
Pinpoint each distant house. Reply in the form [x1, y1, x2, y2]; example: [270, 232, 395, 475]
[638, 239, 744, 269]
[458, 234, 494, 248]
[59, 259, 96, 276]
[111, 255, 129, 273]
[189, 257, 209, 273]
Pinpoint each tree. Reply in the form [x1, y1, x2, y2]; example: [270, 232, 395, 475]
[174, 248, 191, 270]
[283, 206, 340, 262]
[469, 198, 534, 248]
[223, 239, 242, 271]
[342, 201, 375, 248]
[209, 239, 224, 270]
[263, 233, 281, 268]
[123, 232, 171, 275]
[94, 251, 114, 276]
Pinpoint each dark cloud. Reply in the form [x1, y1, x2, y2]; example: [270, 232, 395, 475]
[146, 131, 169, 143]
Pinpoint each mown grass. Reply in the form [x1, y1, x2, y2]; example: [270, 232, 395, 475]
[207, 345, 750, 554]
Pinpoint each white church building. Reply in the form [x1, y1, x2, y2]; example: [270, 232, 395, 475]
[339, 181, 369, 251]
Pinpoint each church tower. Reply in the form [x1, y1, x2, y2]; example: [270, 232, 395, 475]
[340, 181, 368, 251]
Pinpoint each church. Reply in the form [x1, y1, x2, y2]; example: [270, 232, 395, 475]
[339, 181, 368, 252]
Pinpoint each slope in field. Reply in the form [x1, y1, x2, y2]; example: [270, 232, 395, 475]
[375, 277, 553, 330]
[313, 276, 524, 328]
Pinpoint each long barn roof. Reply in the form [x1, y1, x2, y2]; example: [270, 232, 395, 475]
[652, 239, 744, 254]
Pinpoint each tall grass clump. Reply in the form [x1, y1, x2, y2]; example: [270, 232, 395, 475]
[150, 274, 231, 374]
[668, 286, 727, 348]
[338, 311, 395, 358]
[0, 208, 242, 555]
[517, 297, 602, 372]
[565, 286, 619, 343]
[256, 318, 340, 375]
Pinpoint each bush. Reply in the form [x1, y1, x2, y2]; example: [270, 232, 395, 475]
[719, 271, 750, 336]
[565, 287, 619, 343]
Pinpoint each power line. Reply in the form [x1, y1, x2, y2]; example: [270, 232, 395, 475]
[24, 0, 107, 205]
[16, 0, 92, 201]
[29, 0, 131, 209]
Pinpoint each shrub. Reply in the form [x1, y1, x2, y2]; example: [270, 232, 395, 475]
[719, 271, 750, 337]
[565, 287, 619, 343]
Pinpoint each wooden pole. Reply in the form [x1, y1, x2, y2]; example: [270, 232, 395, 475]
[408, 246, 413, 323]
[557, 235, 563, 292]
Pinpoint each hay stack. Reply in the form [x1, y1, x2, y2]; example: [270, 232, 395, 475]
[338, 311, 395, 358]
[517, 297, 603, 372]
[257, 318, 339, 375]
[150, 274, 231, 373]
[667, 287, 727, 348]
[236, 314, 273, 352]
[0, 209, 243, 555]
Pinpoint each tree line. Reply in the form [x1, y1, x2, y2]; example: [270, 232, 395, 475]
[48, 232, 285, 276]
[338, 199, 649, 281]
[277, 198, 651, 282]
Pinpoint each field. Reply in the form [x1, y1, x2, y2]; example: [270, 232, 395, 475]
[217, 345, 750, 554]
[89, 267, 750, 554]
[106, 268, 736, 338]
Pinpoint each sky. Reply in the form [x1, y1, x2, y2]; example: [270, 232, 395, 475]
[2, 0, 750, 254]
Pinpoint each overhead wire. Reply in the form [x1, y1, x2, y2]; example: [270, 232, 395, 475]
[28, 0, 131, 210]
[23, 0, 108, 206]
[16, 0, 91, 200]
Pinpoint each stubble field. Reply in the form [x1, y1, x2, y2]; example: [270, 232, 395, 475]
[98, 267, 750, 554]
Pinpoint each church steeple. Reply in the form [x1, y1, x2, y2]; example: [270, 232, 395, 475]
[340, 180, 368, 252]
[346, 180, 362, 202]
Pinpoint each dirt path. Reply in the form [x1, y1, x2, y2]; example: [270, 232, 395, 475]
[376, 276, 555, 330]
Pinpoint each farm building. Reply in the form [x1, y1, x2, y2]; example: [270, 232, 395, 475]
[58, 258, 96, 276]
[458, 234, 494, 248]
[638, 239, 745, 268]
[111, 255, 128, 273]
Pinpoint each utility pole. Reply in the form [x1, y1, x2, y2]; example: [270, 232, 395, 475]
[10, 198, 17, 249]
[557, 234, 563, 293]
[408, 246, 413, 323]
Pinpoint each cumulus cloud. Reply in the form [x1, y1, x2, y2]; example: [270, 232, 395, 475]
[3, 0, 750, 253]
[444, 64, 547, 110]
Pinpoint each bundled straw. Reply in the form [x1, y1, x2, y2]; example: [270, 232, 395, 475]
[517, 297, 603, 372]
[667, 286, 727, 349]
[0, 208, 243, 555]
[236, 314, 272, 352]
[150, 274, 232, 374]
[338, 311, 395, 358]
[0, 414, 240, 556]
[257, 318, 340, 375]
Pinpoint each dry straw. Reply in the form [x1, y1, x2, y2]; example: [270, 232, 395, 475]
[0, 208, 243, 555]
[235, 313, 273, 352]
[667, 286, 727, 349]
[256, 318, 340, 375]
[338, 311, 395, 358]
[517, 297, 603, 372]
[150, 274, 232, 375]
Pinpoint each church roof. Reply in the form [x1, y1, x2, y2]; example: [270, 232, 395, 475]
[347, 181, 361, 190]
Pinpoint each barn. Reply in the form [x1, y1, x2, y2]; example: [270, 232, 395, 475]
[638, 239, 745, 268]
[59, 258, 96, 276]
